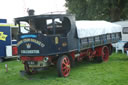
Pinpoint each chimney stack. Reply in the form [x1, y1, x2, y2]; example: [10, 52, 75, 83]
[28, 9, 35, 16]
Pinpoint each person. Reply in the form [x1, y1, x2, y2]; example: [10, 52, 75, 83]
[27, 9, 37, 33]
[124, 42, 128, 55]
[29, 19, 37, 33]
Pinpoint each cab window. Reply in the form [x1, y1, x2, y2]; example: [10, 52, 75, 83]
[123, 27, 128, 34]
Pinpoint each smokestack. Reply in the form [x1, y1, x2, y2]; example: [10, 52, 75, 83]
[27, 9, 35, 16]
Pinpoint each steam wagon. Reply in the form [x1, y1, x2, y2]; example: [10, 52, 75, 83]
[15, 13, 121, 77]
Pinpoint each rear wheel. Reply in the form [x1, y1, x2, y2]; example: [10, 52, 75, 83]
[57, 55, 71, 77]
[95, 46, 109, 63]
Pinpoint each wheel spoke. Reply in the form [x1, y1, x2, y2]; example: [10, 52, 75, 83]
[62, 57, 70, 76]
[67, 59, 70, 64]
[63, 58, 68, 64]
[63, 67, 70, 76]
[62, 65, 67, 70]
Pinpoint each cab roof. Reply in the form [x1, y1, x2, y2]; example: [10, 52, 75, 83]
[15, 14, 74, 24]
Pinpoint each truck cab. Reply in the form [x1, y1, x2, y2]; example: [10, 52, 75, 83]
[15, 14, 78, 56]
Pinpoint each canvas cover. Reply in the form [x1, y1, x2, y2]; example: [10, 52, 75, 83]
[76, 20, 122, 38]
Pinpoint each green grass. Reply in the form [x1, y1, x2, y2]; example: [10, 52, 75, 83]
[0, 53, 128, 85]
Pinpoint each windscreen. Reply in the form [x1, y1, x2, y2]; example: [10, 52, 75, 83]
[19, 22, 30, 33]
[19, 17, 71, 36]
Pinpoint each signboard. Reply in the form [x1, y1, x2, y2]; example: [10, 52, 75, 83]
[0, 19, 7, 23]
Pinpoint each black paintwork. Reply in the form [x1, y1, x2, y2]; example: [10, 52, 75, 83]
[15, 14, 79, 56]
[17, 33, 70, 56]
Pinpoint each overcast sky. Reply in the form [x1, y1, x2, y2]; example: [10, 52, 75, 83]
[0, 0, 66, 23]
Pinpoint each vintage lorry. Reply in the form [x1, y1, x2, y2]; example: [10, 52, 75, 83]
[15, 11, 122, 77]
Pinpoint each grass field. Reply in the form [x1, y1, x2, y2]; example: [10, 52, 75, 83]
[0, 53, 128, 85]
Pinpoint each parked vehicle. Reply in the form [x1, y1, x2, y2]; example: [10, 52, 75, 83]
[113, 21, 128, 53]
[15, 11, 122, 77]
[0, 19, 18, 62]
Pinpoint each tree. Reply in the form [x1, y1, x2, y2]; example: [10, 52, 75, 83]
[65, 0, 87, 20]
[65, 0, 128, 21]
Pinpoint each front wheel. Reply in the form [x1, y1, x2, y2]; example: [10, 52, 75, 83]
[57, 55, 71, 77]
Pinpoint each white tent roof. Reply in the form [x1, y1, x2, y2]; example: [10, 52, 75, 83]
[113, 20, 128, 27]
[76, 20, 122, 38]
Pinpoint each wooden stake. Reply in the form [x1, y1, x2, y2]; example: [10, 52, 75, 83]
[5, 64, 8, 72]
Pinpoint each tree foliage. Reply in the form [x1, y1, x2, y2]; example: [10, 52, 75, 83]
[65, 0, 128, 21]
